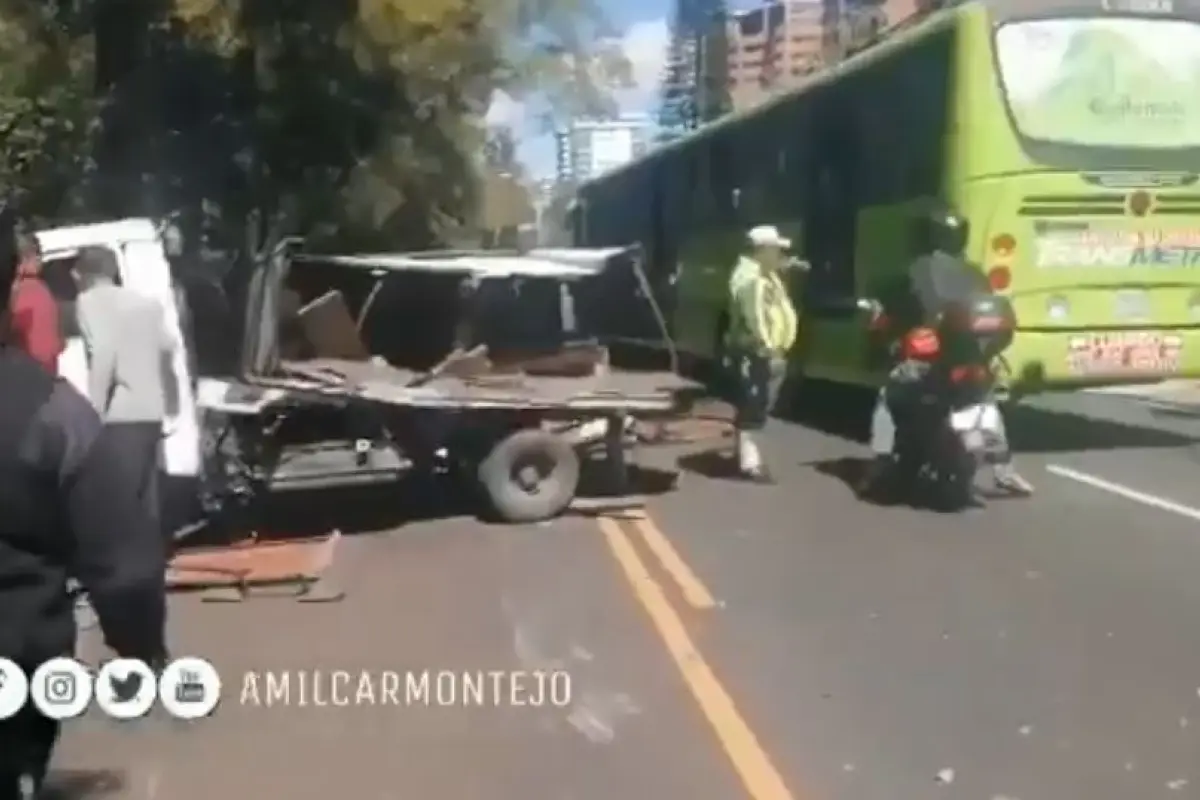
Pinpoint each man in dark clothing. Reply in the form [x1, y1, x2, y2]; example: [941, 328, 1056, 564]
[9, 232, 61, 374]
[0, 215, 168, 799]
[856, 204, 1034, 497]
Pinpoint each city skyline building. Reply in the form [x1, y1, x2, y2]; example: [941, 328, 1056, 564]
[553, 115, 654, 183]
[658, 0, 731, 139]
[721, 0, 924, 111]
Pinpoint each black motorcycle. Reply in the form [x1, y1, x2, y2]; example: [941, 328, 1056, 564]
[883, 292, 1016, 511]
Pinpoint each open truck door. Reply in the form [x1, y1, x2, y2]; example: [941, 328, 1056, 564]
[239, 238, 289, 380]
[37, 219, 204, 535]
[38, 221, 201, 477]
[193, 236, 292, 412]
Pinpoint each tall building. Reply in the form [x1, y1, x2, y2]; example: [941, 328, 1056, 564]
[724, 0, 924, 111]
[725, 1, 824, 111]
[554, 116, 653, 183]
[658, 0, 730, 138]
[825, 0, 924, 57]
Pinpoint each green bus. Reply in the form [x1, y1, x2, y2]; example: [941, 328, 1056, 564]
[574, 0, 1200, 394]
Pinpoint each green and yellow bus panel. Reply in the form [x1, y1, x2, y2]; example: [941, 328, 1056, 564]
[574, 0, 1200, 394]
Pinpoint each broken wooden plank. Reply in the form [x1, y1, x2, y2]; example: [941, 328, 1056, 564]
[569, 495, 647, 515]
[279, 362, 350, 385]
[167, 530, 344, 603]
[491, 342, 608, 378]
[297, 290, 372, 361]
[408, 344, 489, 387]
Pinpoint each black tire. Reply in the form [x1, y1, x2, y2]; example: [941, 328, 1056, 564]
[477, 428, 581, 523]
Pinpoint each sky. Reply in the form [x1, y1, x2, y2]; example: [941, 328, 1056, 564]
[484, 0, 679, 179]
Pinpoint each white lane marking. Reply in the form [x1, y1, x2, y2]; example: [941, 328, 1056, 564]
[1046, 464, 1200, 522]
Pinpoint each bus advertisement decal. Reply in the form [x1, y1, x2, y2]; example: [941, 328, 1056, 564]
[1067, 332, 1182, 375]
[1035, 228, 1200, 268]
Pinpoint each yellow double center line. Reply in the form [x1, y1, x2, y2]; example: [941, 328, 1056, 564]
[598, 513, 796, 800]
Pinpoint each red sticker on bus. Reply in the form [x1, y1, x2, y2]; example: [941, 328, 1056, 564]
[1067, 332, 1182, 375]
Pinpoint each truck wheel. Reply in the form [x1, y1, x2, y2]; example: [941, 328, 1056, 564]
[477, 429, 580, 523]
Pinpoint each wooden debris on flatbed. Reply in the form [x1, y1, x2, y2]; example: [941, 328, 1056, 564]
[296, 290, 371, 361]
[491, 341, 608, 378]
[408, 344, 489, 387]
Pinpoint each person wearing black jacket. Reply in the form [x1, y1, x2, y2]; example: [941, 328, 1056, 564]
[855, 204, 1034, 498]
[0, 209, 168, 799]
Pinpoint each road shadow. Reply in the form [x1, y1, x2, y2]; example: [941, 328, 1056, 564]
[260, 479, 467, 536]
[41, 769, 124, 800]
[773, 378, 874, 444]
[1003, 404, 1197, 453]
[809, 455, 872, 495]
[774, 378, 1197, 453]
[576, 462, 680, 498]
[184, 458, 684, 545]
[182, 478, 469, 548]
[1148, 402, 1200, 420]
[806, 455, 1022, 509]
[677, 446, 741, 480]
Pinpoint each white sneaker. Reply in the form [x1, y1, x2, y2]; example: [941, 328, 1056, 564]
[994, 466, 1034, 496]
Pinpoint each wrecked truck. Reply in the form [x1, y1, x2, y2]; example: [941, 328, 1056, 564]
[196, 239, 698, 527]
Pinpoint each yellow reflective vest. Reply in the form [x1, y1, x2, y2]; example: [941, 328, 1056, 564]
[727, 256, 798, 356]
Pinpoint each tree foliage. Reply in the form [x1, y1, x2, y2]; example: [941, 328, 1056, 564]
[0, 2, 98, 221]
[478, 125, 534, 239]
[0, 0, 629, 247]
[539, 179, 578, 246]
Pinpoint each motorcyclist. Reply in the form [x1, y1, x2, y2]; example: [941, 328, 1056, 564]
[855, 203, 1034, 498]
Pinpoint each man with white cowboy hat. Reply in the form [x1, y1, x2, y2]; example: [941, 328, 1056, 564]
[724, 224, 804, 482]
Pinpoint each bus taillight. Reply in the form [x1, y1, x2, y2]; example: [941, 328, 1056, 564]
[990, 233, 1016, 255]
[987, 266, 1011, 291]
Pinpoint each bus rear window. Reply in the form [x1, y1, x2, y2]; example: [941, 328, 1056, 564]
[995, 17, 1200, 149]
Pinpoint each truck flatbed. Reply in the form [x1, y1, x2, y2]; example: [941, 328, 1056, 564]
[250, 357, 693, 413]
[224, 241, 699, 523]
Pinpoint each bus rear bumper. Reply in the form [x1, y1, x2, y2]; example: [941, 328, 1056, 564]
[1003, 328, 1200, 394]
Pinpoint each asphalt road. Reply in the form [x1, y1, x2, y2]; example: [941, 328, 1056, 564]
[651, 386, 1200, 800]
[52, 385, 1200, 800]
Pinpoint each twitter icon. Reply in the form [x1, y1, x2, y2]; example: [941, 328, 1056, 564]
[95, 659, 157, 719]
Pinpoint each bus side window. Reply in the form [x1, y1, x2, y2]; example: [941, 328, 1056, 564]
[825, 97, 859, 297]
[804, 88, 858, 306]
[854, 25, 951, 257]
[710, 134, 737, 227]
[649, 162, 669, 282]
[692, 141, 714, 228]
[735, 114, 770, 222]
[775, 101, 809, 219]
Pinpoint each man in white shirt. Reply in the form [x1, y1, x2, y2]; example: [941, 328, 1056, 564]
[74, 246, 175, 533]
